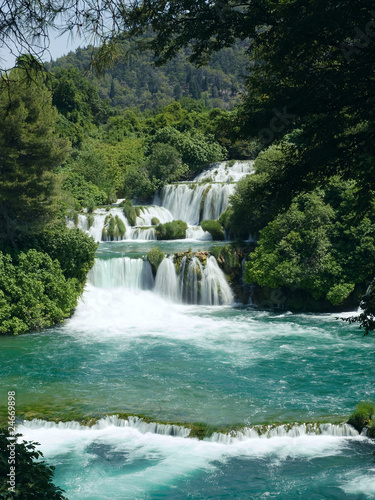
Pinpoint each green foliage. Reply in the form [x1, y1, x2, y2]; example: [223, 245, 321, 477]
[244, 189, 362, 305]
[218, 207, 233, 234]
[151, 217, 160, 226]
[49, 40, 247, 111]
[123, 200, 137, 226]
[200, 220, 224, 240]
[147, 247, 165, 273]
[155, 220, 188, 240]
[0, 249, 79, 335]
[0, 428, 67, 499]
[35, 226, 98, 288]
[63, 171, 107, 209]
[347, 401, 375, 433]
[0, 68, 70, 247]
[149, 127, 225, 172]
[230, 144, 297, 237]
[145, 143, 189, 188]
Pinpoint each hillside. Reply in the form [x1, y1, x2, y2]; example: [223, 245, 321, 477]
[47, 40, 249, 111]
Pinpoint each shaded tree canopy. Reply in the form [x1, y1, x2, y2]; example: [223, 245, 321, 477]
[0, 67, 70, 247]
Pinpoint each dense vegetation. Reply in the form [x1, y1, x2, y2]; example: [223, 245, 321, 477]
[48, 40, 248, 111]
[0, 66, 97, 335]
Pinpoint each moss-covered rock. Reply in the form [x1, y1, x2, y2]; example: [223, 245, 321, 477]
[147, 247, 165, 275]
[102, 215, 126, 241]
[156, 220, 188, 240]
[347, 401, 375, 433]
[123, 200, 137, 226]
[201, 219, 225, 240]
[151, 217, 160, 226]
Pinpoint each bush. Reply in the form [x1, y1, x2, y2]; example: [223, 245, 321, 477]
[0, 249, 80, 335]
[0, 427, 67, 499]
[151, 217, 160, 226]
[201, 220, 225, 240]
[155, 220, 188, 240]
[147, 247, 165, 274]
[62, 171, 107, 210]
[347, 401, 375, 433]
[35, 226, 97, 289]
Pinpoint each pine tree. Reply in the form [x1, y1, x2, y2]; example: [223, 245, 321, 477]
[0, 67, 70, 248]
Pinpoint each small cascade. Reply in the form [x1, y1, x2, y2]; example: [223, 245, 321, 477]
[19, 416, 191, 438]
[136, 205, 174, 225]
[207, 423, 359, 444]
[194, 160, 254, 183]
[154, 256, 179, 301]
[19, 418, 359, 442]
[158, 183, 209, 224]
[126, 227, 157, 240]
[177, 254, 233, 305]
[157, 161, 253, 224]
[201, 256, 233, 305]
[201, 184, 235, 221]
[185, 225, 212, 241]
[88, 257, 154, 290]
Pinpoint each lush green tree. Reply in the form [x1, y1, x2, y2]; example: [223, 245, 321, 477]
[0, 427, 67, 498]
[149, 126, 225, 171]
[245, 181, 375, 307]
[0, 69, 69, 248]
[0, 249, 79, 335]
[145, 143, 188, 188]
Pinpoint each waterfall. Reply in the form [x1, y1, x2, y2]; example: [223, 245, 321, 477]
[185, 225, 212, 240]
[207, 423, 359, 444]
[171, 254, 233, 305]
[201, 184, 235, 221]
[90, 253, 233, 305]
[135, 206, 174, 225]
[126, 227, 157, 240]
[88, 257, 154, 290]
[154, 256, 179, 301]
[201, 256, 233, 305]
[194, 160, 254, 183]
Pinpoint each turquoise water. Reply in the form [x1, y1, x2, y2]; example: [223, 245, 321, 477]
[2, 241, 375, 498]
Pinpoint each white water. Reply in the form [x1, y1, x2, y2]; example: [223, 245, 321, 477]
[185, 225, 212, 240]
[194, 160, 254, 183]
[17, 417, 369, 500]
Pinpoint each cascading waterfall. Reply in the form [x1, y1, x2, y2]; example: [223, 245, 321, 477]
[194, 160, 254, 183]
[88, 253, 233, 305]
[156, 160, 253, 224]
[88, 257, 154, 290]
[154, 256, 179, 301]
[18, 417, 358, 442]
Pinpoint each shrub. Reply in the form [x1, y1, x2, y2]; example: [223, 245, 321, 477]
[347, 401, 375, 433]
[155, 220, 187, 240]
[151, 217, 160, 226]
[35, 226, 97, 289]
[201, 220, 225, 240]
[0, 249, 80, 335]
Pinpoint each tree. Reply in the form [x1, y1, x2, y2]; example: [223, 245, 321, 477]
[0, 68, 70, 248]
[0, 427, 67, 498]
